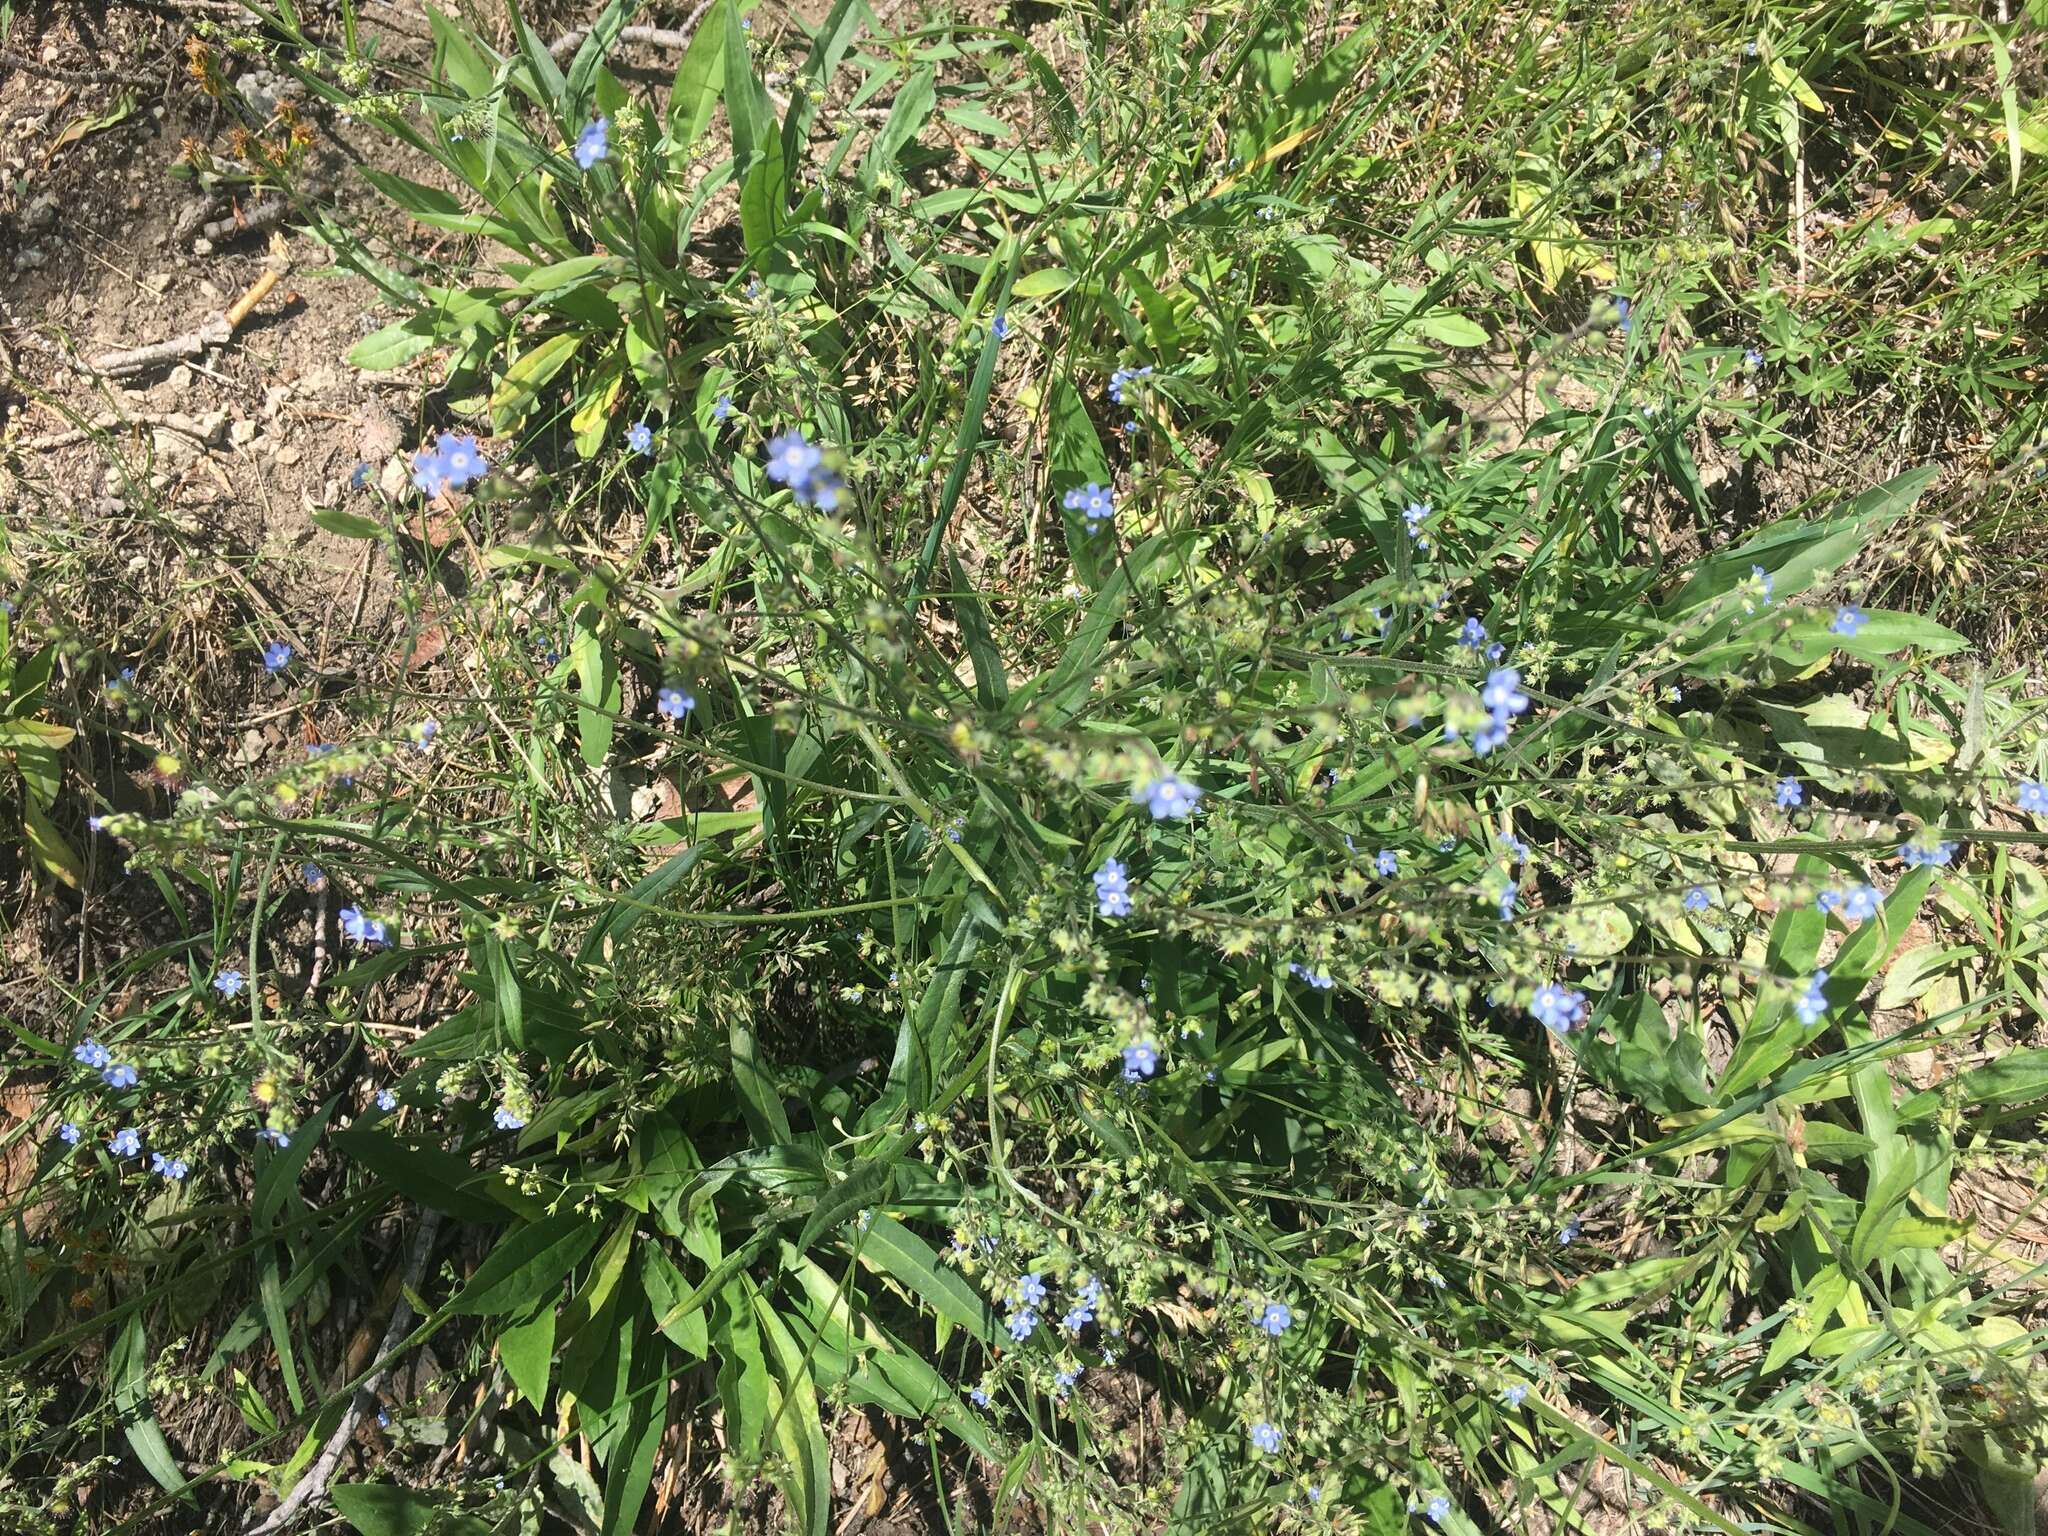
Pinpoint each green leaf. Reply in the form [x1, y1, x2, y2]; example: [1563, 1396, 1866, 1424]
[111, 1314, 190, 1499]
[754, 1299, 831, 1536]
[449, 1211, 605, 1316]
[310, 507, 387, 540]
[21, 800, 82, 889]
[855, 1216, 993, 1342]
[359, 167, 523, 245]
[347, 316, 438, 371]
[862, 67, 935, 187]
[331, 1128, 514, 1224]
[668, 0, 727, 146]
[729, 1022, 793, 1144]
[489, 331, 583, 431]
[499, 1300, 556, 1407]
[332, 1484, 490, 1536]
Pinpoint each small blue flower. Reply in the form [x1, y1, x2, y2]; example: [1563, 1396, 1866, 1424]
[74, 1038, 111, 1070]
[1376, 849, 1398, 877]
[1529, 983, 1585, 1034]
[257, 1127, 291, 1148]
[969, 1386, 990, 1407]
[1107, 365, 1153, 406]
[493, 1105, 527, 1131]
[1682, 885, 1711, 913]
[1830, 604, 1868, 638]
[2017, 780, 2048, 815]
[261, 641, 293, 673]
[1402, 500, 1430, 546]
[413, 718, 439, 753]
[1258, 1302, 1292, 1337]
[1775, 776, 1803, 809]
[1747, 564, 1775, 611]
[1287, 962, 1334, 990]
[1132, 772, 1201, 821]
[1611, 294, 1631, 333]
[1816, 888, 1843, 915]
[57, 1121, 80, 1145]
[303, 863, 326, 889]
[350, 460, 371, 490]
[1120, 1041, 1159, 1082]
[991, 313, 1009, 340]
[1426, 1494, 1451, 1524]
[1054, 1367, 1079, 1393]
[625, 421, 653, 456]
[574, 117, 610, 169]
[1794, 969, 1830, 1027]
[1745, 347, 1765, 372]
[1898, 838, 1954, 868]
[374, 1089, 398, 1112]
[411, 444, 450, 495]
[1092, 857, 1132, 918]
[150, 1151, 189, 1180]
[1015, 1273, 1048, 1306]
[1457, 617, 1487, 649]
[339, 906, 390, 948]
[1559, 1216, 1581, 1245]
[713, 394, 733, 421]
[1841, 883, 1882, 923]
[435, 432, 486, 488]
[1481, 667, 1530, 722]
[109, 1127, 141, 1158]
[1006, 1309, 1039, 1342]
[657, 687, 696, 720]
[1062, 482, 1116, 534]
[213, 969, 245, 999]
[101, 1062, 139, 1090]
[1500, 1383, 1528, 1407]
[1250, 1422, 1282, 1454]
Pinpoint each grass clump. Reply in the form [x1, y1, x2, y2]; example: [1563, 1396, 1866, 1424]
[5, 0, 2048, 1533]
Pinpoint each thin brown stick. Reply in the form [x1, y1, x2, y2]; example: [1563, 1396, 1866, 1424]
[547, 1, 718, 59]
[86, 269, 279, 378]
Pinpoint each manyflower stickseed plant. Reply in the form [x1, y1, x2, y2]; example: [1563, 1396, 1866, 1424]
[18, 6, 2048, 1532]
[261, 640, 292, 673]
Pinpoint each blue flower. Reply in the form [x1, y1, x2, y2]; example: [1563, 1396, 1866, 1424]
[1250, 1422, 1282, 1454]
[262, 641, 293, 673]
[1794, 969, 1830, 1026]
[1497, 883, 1518, 921]
[101, 1062, 139, 1090]
[257, 1127, 291, 1148]
[762, 429, 844, 509]
[1500, 1383, 1528, 1407]
[625, 421, 653, 456]
[657, 687, 696, 720]
[1287, 962, 1334, 990]
[435, 432, 487, 488]
[413, 718, 439, 753]
[1376, 849, 1398, 877]
[493, 1105, 527, 1131]
[1529, 983, 1585, 1034]
[969, 1386, 990, 1407]
[1816, 887, 1843, 915]
[350, 460, 372, 490]
[1830, 604, 1868, 638]
[1006, 1309, 1039, 1342]
[374, 1089, 397, 1112]
[339, 906, 390, 948]
[991, 313, 1009, 340]
[1682, 885, 1711, 913]
[1402, 501, 1431, 547]
[1132, 772, 1201, 820]
[1054, 1367, 1079, 1393]
[1062, 482, 1116, 534]
[1457, 617, 1487, 649]
[1747, 564, 1775, 611]
[1899, 838, 1959, 869]
[1744, 347, 1764, 371]
[1480, 667, 1530, 722]
[74, 1038, 111, 1069]
[57, 1121, 80, 1145]
[150, 1151, 189, 1180]
[214, 969, 245, 998]
[1775, 776, 1803, 808]
[1426, 1494, 1451, 1524]
[1611, 294, 1631, 333]
[1258, 1301, 1292, 1337]
[1107, 365, 1153, 406]
[1559, 1216, 1581, 1245]
[1092, 857, 1132, 918]
[2018, 780, 2048, 815]
[412, 443, 450, 495]
[713, 394, 733, 421]
[109, 1127, 141, 1158]
[574, 117, 610, 168]
[302, 863, 326, 890]
[1841, 883, 1882, 923]
[1121, 1041, 1159, 1081]
[1015, 1273, 1049, 1306]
